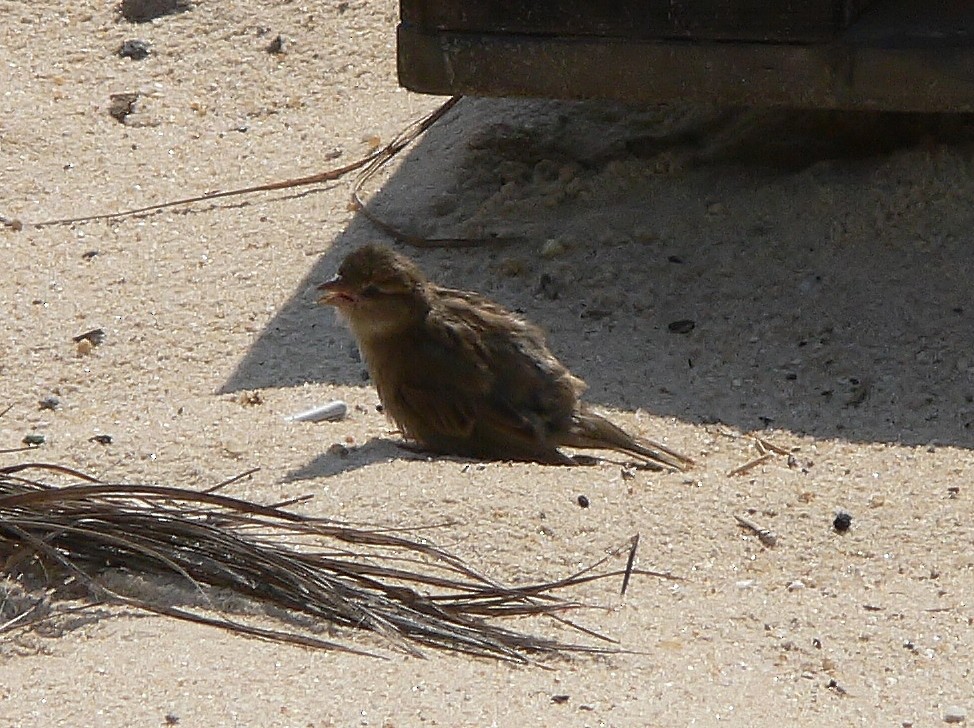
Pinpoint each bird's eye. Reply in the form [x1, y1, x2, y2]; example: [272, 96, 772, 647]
[361, 284, 380, 297]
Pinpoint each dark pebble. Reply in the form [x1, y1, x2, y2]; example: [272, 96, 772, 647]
[265, 34, 287, 54]
[328, 443, 349, 458]
[73, 328, 106, 346]
[577, 495, 589, 508]
[833, 511, 852, 532]
[108, 93, 139, 122]
[118, 39, 151, 60]
[90, 434, 113, 445]
[668, 319, 695, 334]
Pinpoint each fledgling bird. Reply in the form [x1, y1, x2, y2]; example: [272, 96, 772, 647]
[317, 245, 692, 470]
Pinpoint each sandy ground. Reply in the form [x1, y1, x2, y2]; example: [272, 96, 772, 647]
[2, 1, 974, 726]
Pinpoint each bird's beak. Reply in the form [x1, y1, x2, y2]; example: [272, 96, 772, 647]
[317, 275, 355, 307]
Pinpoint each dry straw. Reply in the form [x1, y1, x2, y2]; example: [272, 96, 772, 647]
[1, 463, 666, 661]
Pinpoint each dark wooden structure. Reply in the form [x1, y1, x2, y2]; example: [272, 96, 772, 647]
[397, 1, 974, 111]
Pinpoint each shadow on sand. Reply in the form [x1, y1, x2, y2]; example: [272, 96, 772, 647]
[219, 99, 974, 470]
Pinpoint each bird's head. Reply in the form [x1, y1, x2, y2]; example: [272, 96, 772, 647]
[317, 245, 429, 338]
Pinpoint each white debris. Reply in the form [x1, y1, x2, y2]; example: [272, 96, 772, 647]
[944, 706, 967, 723]
[285, 401, 348, 423]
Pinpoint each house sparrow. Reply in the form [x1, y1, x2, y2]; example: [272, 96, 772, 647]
[318, 245, 692, 470]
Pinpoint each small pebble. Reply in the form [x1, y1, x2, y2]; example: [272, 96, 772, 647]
[265, 34, 287, 54]
[38, 395, 60, 411]
[285, 401, 347, 422]
[327, 443, 350, 457]
[1, 216, 24, 232]
[944, 706, 967, 723]
[540, 238, 568, 259]
[236, 390, 264, 406]
[23, 434, 45, 446]
[576, 495, 589, 508]
[668, 319, 695, 334]
[76, 338, 94, 357]
[833, 511, 853, 532]
[89, 434, 113, 445]
[108, 92, 139, 122]
[826, 679, 847, 695]
[222, 439, 248, 458]
[118, 39, 151, 60]
[787, 579, 806, 592]
[73, 328, 106, 346]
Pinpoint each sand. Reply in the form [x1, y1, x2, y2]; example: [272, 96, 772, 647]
[1, 1, 973, 726]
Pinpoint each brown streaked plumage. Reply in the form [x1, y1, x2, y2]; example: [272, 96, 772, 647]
[318, 244, 692, 470]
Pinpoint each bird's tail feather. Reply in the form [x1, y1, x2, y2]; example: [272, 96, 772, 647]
[564, 411, 693, 471]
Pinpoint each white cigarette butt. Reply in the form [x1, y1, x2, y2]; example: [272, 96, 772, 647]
[285, 401, 347, 423]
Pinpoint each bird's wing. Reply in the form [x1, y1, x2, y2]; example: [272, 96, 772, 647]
[397, 381, 477, 439]
[383, 303, 492, 443]
[428, 287, 584, 433]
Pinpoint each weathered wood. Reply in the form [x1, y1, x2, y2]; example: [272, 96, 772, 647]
[400, 0, 872, 42]
[397, 0, 974, 111]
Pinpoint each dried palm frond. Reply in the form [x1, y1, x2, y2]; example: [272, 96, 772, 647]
[0, 463, 672, 661]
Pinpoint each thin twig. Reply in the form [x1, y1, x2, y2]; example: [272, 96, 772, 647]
[727, 452, 773, 477]
[15, 100, 459, 230]
[750, 435, 790, 456]
[621, 534, 640, 595]
[0, 595, 47, 634]
[733, 514, 778, 547]
[350, 96, 517, 248]
[27, 157, 379, 228]
[203, 467, 261, 494]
